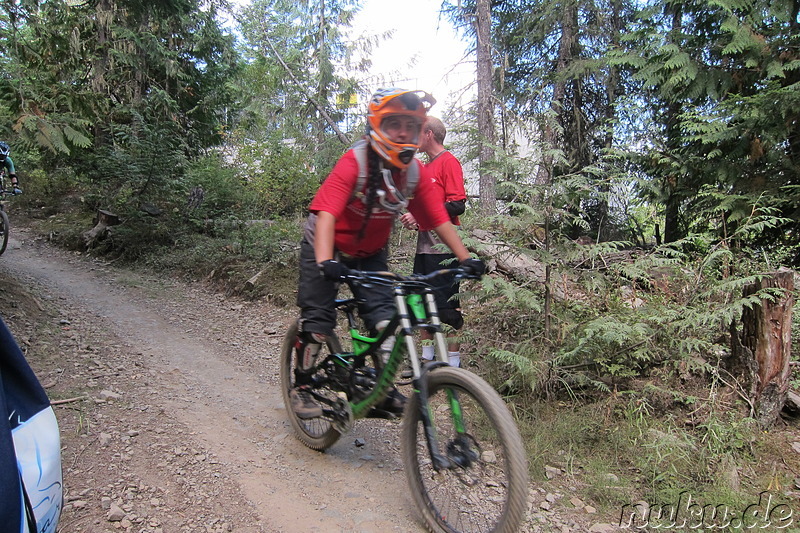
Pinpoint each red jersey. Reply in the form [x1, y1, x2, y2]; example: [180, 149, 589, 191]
[309, 149, 450, 258]
[425, 150, 466, 225]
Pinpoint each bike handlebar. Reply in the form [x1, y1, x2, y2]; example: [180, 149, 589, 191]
[341, 266, 481, 288]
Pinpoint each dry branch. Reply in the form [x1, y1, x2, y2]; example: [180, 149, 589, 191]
[51, 395, 89, 406]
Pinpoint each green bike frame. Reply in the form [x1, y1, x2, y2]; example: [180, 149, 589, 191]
[339, 281, 468, 469]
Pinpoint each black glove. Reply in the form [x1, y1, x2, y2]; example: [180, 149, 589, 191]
[318, 259, 348, 281]
[459, 257, 485, 278]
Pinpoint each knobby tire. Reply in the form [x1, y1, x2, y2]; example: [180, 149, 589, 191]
[401, 367, 528, 533]
[279, 321, 343, 451]
[0, 209, 9, 256]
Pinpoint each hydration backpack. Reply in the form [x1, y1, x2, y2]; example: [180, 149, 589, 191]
[0, 317, 62, 533]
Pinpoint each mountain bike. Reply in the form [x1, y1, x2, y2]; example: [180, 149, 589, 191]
[280, 267, 529, 533]
[0, 169, 21, 256]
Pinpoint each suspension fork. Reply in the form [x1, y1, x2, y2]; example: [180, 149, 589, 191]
[416, 366, 469, 470]
[425, 290, 472, 465]
[422, 289, 450, 363]
[412, 363, 454, 470]
[420, 288, 469, 434]
[397, 288, 456, 470]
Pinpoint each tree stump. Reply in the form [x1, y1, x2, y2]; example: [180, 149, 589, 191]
[733, 268, 794, 427]
[186, 186, 204, 211]
[82, 209, 120, 250]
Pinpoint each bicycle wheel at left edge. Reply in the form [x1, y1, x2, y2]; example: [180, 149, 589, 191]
[401, 366, 529, 533]
[279, 320, 344, 451]
[0, 209, 9, 256]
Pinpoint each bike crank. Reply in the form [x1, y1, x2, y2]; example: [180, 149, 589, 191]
[329, 393, 354, 434]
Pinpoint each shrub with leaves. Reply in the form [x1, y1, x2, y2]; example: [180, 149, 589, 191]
[236, 136, 320, 219]
[182, 153, 257, 223]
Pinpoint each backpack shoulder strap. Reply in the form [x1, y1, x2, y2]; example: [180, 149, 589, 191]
[405, 159, 420, 198]
[350, 138, 369, 198]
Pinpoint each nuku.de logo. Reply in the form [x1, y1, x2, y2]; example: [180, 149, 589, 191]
[619, 491, 794, 530]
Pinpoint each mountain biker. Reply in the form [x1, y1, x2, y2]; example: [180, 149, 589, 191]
[291, 88, 485, 419]
[0, 142, 22, 194]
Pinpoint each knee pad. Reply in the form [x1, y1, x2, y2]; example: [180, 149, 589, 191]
[297, 331, 326, 369]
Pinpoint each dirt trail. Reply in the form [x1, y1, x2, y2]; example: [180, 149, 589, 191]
[1, 226, 629, 533]
[0, 228, 425, 533]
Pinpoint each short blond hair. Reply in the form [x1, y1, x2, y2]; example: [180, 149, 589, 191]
[424, 117, 447, 144]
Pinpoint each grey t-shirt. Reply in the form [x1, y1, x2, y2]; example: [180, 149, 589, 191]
[416, 228, 450, 255]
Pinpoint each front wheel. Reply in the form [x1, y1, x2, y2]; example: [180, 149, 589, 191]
[279, 321, 343, 451]
[0, 208, 9, 256]
[401, 367, 529, 533]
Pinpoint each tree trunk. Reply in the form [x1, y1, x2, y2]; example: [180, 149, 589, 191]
[596, 0, 622, 243]
[475, 0, 497, 215]
[92, 0, 113, 148]
[662, 6, 684, 243]
[733, 268, 794, 427]
[538, 1, 577, 335]
[663, 188, 681, 243]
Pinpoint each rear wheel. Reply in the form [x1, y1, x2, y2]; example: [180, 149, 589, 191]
[401, 367, 529, 533]
[0, 208, 9, 256]
[279, 321, 343, 451]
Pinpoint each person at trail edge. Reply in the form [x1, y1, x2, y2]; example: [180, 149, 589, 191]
[400, 117, 467, 368]
[291, 88, 485, 419]
[0, 142, 22, 194]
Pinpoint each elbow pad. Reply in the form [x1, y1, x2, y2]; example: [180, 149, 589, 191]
[445, 199, 466, 218]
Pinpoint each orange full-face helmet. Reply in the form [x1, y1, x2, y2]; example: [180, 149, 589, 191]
[367, 88, 436, 169]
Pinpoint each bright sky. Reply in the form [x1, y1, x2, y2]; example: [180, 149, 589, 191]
[347, 0, 474, 112]
[225, 0, 474, 114]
